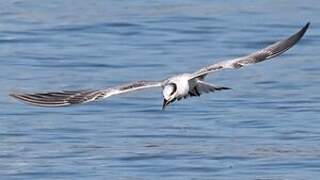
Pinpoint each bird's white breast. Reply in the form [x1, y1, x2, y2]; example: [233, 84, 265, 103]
[168, 73, 195, 97]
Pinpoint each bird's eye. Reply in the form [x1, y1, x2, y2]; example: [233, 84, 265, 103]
[169, 83, 177, 95]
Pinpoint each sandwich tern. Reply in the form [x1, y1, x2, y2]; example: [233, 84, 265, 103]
[10, 23, 310, 110]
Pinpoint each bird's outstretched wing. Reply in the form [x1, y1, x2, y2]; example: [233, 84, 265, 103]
[192, 22, 309, 79]
[10, 80, 162, 107]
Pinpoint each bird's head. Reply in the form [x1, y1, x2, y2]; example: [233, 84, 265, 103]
[162, 83, 177, 110]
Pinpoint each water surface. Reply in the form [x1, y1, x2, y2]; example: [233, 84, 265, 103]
[1, 1, 320, 179]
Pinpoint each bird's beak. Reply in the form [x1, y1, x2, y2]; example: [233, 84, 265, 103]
[162, 99, 169, 110]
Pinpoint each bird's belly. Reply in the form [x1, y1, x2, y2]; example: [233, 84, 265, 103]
[178, 78, 195, 97]
[170, 73, 195, 98]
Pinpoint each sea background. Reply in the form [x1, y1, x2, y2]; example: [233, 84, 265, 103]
[0, 0, 320, 179]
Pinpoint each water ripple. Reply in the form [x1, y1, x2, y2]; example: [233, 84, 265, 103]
[1, 1, 319, 180]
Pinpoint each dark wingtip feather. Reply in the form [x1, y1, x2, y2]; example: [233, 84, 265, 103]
[305, 22, 310, 30]
[297, 22, 310, 39]
[9, 90, 99, 107]
[271, 22, 309, 56]
[290, 22, 310, 44]
[250, 22, 310, 61]
[10, 92, 72, 107]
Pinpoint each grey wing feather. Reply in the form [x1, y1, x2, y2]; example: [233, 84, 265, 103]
[10, 90, 106, 107]
[193, 22, 309, 79]
[114, 80, 163, 94]
[10, 80, 162, 107]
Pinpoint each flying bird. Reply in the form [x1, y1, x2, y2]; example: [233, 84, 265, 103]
[10, 23, 310, 110]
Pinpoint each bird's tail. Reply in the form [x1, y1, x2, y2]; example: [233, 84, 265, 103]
[212, 86, 231, 91]
[196, 81, 231, 94]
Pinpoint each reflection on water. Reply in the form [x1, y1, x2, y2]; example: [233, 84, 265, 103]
[1, 1, 320, 179]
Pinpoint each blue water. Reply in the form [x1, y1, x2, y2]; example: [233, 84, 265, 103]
[1, 1, 320, 179]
